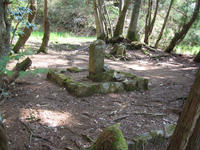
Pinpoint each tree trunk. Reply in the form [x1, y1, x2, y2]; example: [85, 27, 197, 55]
[37, 0, 50, 54]
[113, 0, 130, 38]
[12, 0, 37, 54]
[104, 1, 113, 38]
[3, 57, 32, 87]
[144, 0, 159, 44]
[166, 67, 200, 150]
[119, 0, 124, 16]
[144, 0, 152, 44]
[0, 120, 8, 150]
[154, 0, 173, 48]
[93, 0, 106, 40]
[165, 0, 200, 53]
[194, 51, 200, 62]
[126, 0, 142, 42]
[0, 0, 11, 88]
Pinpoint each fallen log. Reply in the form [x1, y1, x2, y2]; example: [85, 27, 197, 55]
[3, 57, 32, 87]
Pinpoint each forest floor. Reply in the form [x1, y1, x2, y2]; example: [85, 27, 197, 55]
[1, 40, 199, 150]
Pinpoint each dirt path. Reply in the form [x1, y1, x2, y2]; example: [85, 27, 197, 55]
[1, 41, 199, 150]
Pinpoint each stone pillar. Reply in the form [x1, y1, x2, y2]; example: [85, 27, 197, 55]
[89, 40, 105, 76]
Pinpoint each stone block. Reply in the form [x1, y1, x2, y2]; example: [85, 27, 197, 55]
[91, 70, 117, 82]
[135, 77, 149, 90]
[89, 40, 106, 76]
[77, 84, 94, 97]
[123, 80, 137, 91]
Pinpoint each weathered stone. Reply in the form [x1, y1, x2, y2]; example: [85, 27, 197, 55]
[164, 124, 175, 138]
[89, 40, 105, 76]
[50, 69, 60, 81]
[65, 82, 79, 93]
[131, 41, 142, 49]
[77, 84, 93, 97]
[110, 43, 118, 54]
[135, 77, 149, 90]
[123, 80, 137, 91]
[91, 70, 117, 82]
[92, 83, 111, 94]
[109, 82, 124, 93]
[57, 74, 71, 86]
[103, 64, 111, 71]
[67, 67, 83, 73]
[116, 45, 126, 56]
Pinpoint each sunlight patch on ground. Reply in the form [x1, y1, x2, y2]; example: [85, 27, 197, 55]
[19, 108, 78, 127]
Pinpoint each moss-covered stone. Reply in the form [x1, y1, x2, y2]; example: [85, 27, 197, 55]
[129, 41, 142, 50]
[87, 124, 128, 150]
[109, 82, 124, 93]
[135, 77, 149, 90]
[123, 80, 137, 91]
[118, 71, 136, 79]
[50, 69, 60, 81]
[91, 70, 117, 82]
[65, 82, 79, 93]
[57, 74, 71, 86]
[67, 67, 82, 73]
[77, 84, 94, 97]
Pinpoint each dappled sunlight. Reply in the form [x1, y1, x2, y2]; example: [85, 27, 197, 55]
[19, 108, 79, 127]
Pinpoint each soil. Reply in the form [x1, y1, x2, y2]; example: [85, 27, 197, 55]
[0, 41, 199, 150]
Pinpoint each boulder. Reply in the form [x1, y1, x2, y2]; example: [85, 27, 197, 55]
[77, 84, 94, 97]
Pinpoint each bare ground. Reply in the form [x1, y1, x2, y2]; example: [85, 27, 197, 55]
[0, 41, 199, 150]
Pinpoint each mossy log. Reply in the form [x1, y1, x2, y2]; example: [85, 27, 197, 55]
[87, 124, 128, 150]
[3, 57, 32, 87]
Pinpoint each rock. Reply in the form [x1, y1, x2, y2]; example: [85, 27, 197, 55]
[57, 74, 71, 86]
[91, 70, 117, 82]
[135, 77, 149, 90]
[116, 45, 126, 56]
[89, 124, 128, 150]
[92, 83, 110, 94]
[110, 43, 118, 54]
[103, 64, 111, 71]
[77, 84, 94, 97]
[109, 82, 124, 93]
[164, 124, 175, 138]
[89, 40, 106, 76]
[123, 80, 137, 91]
[67, 67, 84, 72]
[131, 41, 142, 49]
[65, 82, 79, 93]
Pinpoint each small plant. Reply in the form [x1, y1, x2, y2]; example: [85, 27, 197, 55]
[28, 113, 35, 122]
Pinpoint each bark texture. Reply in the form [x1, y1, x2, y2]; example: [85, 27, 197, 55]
[166, 67, 200, 150]
[154, 0, 173, 48]
[126, 0, 141, 41]
[165, 0, 200, 53]
[37, 0, 50, 54]
[0, 0, 11, 88]
[0, 121, 8, 150]
[113, 0, 130, 38]
[12, 0, 36, 53]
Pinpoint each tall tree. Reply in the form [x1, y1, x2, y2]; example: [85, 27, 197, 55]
[154, 0, 174, 48]
[113, 0, 130, 38]
[12, 0, 37, 54]
[37, 0, 50, 53]
[126, 0, 142, 41]
[144, 0, 159, 44]
[165, 0, 200, 53]
[0, 0, 11, 88]
[166, 67, 200, 150]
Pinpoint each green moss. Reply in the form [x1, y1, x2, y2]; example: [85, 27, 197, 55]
[127, 31, 139, 42]
[117, 71, 136, 78]
[67, 67, 82, 73]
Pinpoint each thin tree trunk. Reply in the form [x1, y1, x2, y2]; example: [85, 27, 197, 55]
[165, 0, 200, 53]
[104, 1, 113, 37]
[144, 0, 159, 44]
[37, 0, 50, 53]
[126, 0, 142, 41]
[154, 0, 173, 48]
[144, 0, 152, 44]
[113, 0, 130, 38]
[93, 0, 106, 40]
[12, 0, 36, 53]
[166, 66, 200, 150]
[0, 0, 11, 88]
[194, 51, 200, 62]
[119, 0, 124, 16]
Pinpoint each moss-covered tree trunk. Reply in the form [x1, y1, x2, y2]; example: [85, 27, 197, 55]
[126, 0, 141, 42]
[154, 0, 173, 48]
[194, 50, 200, 62]
[113, 0, 130, 38]
[166, 67, 200, 150]
[0, 0, 11, 88]
[88, 124, 128, 150]
[0, 109, 8, 150]
[12, 0, 36, 54]
[165, 0, 200, 53]
[37, 0, 50, 54]
[144, 0, 159, 44]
